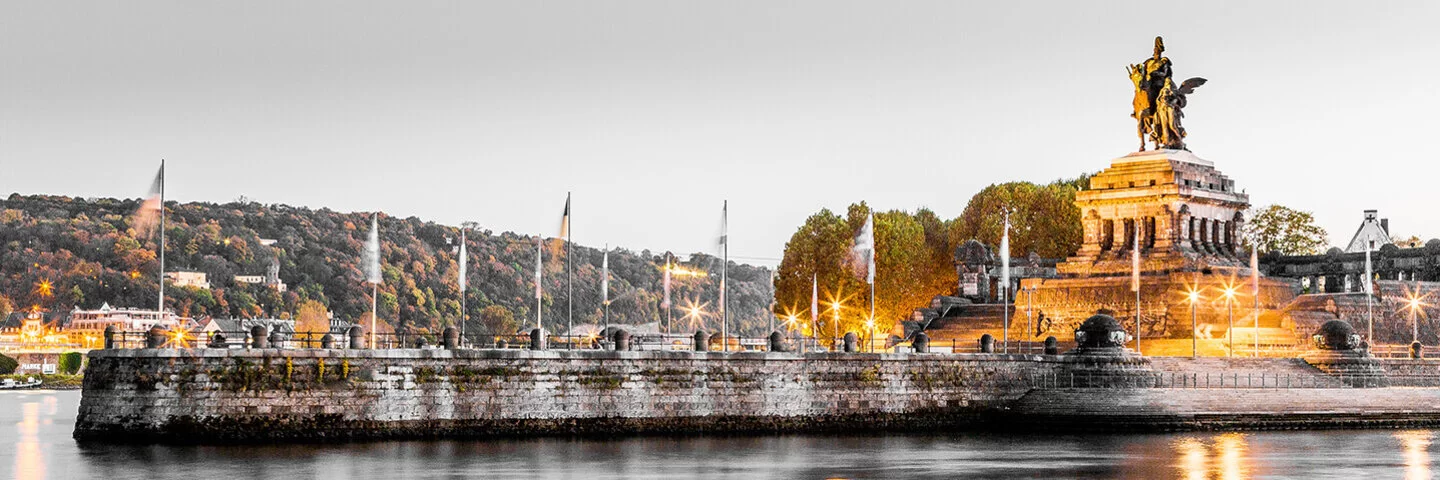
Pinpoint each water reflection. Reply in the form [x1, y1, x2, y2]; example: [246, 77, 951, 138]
[14, 399, 44, 480]
[1171, 433, 1250, 479]
[1397, 430, 1432, 480]
[6, 391, 1440, 479]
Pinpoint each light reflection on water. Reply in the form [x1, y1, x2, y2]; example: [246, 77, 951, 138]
[3, 390, 1438, 479]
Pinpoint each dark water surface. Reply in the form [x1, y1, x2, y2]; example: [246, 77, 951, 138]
[4, 390, 1433, 479]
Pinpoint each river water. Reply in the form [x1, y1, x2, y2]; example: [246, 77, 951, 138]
[3, 390, 1434, 479]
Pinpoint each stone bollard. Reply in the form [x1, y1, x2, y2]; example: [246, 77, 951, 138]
[912, 332, 930, 353]
[347, 326, 364, 349]
[1044, 336, 1059, 355]
[843, 332, 859, 353]
[496, 339, 509, 349]
[530, 328, 547, 350]
[442, 327, 459, 350]
[415, 337, 428, 348]
[209, 332, 228, 348]
[694, 331, 710, 352]
[251, 325, 269, 349]
[320, 333, 335, 349]
[269, 330, 284, 349]
[145, 326, 167, 348]
[103, 325, 117, 349]
[614, 329, 631, 351]
[1413, 341, 1424, 359]
[980, 334, 994, 353]
[768, 331, 786, 352]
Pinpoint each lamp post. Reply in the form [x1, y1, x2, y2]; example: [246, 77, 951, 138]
[1409, 296, 1421, 346]
[865, 316, 876, 353]
[1188, 289, 1202, 358]
[832, 300, 842, 351]
[1022, 285, 1037, 353]
[1223, 286, 1237, 358]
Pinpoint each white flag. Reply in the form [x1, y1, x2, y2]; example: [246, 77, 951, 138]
[602, 247, 609, 305]
[1131, 219, 1141, 292]
[1000, 213, 1010, 297]
[364, 214, 381, 284]
[854, 212, 876, 285]
[662, 258, 672, 309]
[1363, 245, 1373, 295]
[458, 234, 467, 292]
[535, 237, 543, 300]
[132, 163, 165, 238]
[810, 273, 818, 327]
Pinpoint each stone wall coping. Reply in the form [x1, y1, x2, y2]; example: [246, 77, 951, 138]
[87, 348, 1072, 363]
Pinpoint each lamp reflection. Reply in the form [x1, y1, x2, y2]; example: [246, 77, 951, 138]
[15, 401, 43, 480]
[1173, 433, 1250, 479]
[1397, 430, 1432, 480]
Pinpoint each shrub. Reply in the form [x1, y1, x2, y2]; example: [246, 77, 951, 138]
[0, 353, 17, 375]
[58, 352, 84, 375]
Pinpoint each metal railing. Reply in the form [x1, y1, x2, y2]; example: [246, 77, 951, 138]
[1022, 371, 1440, 389]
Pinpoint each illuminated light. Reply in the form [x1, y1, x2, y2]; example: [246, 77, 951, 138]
[36, 280, 53, 297]
[166, 325, 193, 348]
[1397, 430, 1432, 480]
[1187, 289, 1202, 303]
[129, 271, 141, 279]
[1222, 286, 1237, 300]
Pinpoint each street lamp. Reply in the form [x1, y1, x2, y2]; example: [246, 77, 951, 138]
[1408, 295, 1422, 346]
[832, 300, 842, 351]
[1223, 286, 1237, 358]
[865, 316, 876, 353]
[1187, 289, 1202, 358]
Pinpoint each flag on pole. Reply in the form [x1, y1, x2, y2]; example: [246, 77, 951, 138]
[132, 164, 165, 237]
[534, 237, 543, 300]
[811, 273, 819, 334]
[1000, 213, 1011, 295]
[662, 258, 672, 309]
[458, 234, 468, 292]
[1252, 248, 1262, 294]
[559, 194, 571, 239]
[364, 215, 382, 284]
[602, 247, 609, 306]
[1131, 219, 1142, 292]
[854, 212, 876, 285]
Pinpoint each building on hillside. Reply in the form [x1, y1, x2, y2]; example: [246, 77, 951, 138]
[1344, 210, 1393, 253]
[0, 311, 74, 351]
[165, 271, 210, 289]
[1263, 211, 1440, 292]
[234, 258, 287, 292]
[65, 304, 186, 341]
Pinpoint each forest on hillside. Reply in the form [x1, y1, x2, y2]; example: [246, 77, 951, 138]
[0, 194, 774, 336]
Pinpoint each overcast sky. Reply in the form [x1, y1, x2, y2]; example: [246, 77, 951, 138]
[3, 1, 1437, 265]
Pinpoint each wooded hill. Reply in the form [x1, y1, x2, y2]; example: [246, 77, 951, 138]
[0, 194, 773, 336]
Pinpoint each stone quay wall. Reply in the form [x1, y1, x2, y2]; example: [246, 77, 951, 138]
[75, 348, 1440, 443]
[74, 348, 1060, 442]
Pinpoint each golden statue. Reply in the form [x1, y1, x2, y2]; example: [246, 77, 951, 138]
[1129, 37, 1206, 151]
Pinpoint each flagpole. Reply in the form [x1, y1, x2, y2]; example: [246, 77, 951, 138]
[721, 200, 728, 353]
[1001, 210, 1009, 354]
[566, 193, 573, 346]
[602, 244, 609, 338]
[1366, 245, 1375, 346]
[158, 159, 166, 315]
[460, 228, 466, 344]
[537, 237, 543, 331]
[370, 213, 378, 348]
[1135, 216, 1142, 355]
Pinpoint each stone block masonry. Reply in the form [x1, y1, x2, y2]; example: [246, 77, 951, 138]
[74, 348, 1057, 443]
[75, 348, 1440, 443]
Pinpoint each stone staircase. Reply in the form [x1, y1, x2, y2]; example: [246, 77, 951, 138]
[923, 305, 1017, 347]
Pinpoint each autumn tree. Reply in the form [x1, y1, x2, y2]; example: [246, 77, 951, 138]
[295, 299, 330, 337]
[1244, 205, 1329, 255]
[479, 305, 520, 336]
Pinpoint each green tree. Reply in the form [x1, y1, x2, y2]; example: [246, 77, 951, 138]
[1244, 205, 1329, 255]
[58, 352, 84, 375]
[949, 179, 1083, 259]
[0, 353, 17, 374]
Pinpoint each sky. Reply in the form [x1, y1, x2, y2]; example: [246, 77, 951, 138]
[2, 1, 1438, 266]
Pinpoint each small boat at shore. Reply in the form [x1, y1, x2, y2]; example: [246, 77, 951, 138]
[0, 377, 43, 390]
